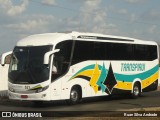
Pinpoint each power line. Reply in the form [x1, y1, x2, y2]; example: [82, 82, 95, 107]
[28, 0, 160, 27]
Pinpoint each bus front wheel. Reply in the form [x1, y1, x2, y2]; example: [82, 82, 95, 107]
[67, 86, 81, 105]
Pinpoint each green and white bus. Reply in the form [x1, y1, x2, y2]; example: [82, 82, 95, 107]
[1, 31, 159, 104]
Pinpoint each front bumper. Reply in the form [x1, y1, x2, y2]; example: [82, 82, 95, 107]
[8, 90, 50, 101]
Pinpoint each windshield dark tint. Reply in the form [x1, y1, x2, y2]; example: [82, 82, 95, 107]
[9, 45, 52, 84]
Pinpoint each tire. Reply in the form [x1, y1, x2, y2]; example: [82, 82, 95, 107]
[67, 87, 81, 105]
[131, 83, 141, 99]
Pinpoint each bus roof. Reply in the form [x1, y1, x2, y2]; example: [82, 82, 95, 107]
[16, 31, 157, 46]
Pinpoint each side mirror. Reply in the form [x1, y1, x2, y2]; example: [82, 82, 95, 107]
[44, 49, 60, 64]
[0, 51, 12, 66]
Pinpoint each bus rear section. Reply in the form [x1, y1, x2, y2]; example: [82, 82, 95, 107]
[67, 39, 159, 101]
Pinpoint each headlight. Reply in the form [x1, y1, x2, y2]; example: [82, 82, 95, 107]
[36, 85, 49, 93]
[9, 87, 15, 92]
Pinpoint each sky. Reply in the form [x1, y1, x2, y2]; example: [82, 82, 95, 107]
[0, 0, 160, 55]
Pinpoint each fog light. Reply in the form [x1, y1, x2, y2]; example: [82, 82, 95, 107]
[41, 94, 46, 98]
[9, 87, 15, 92]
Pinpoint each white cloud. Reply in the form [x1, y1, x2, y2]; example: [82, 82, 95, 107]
[7, 20, 47, 31]
[125, 0, 145, 4]
[92, 23, 118, 35]
[79, 0, 110, 33]
[118, 9, 128, 15]
[93, 11, 106, 23]
[130, 13, 138, 22]
[148, 25, 157, 34]
[80, 0, 102, 18]
[84, 0, 101, 10]
[5, 14, 55, 33]
[150, 10, 160, 17]
[0, 0, 28, 16]
[41, 0, 56, 6]
[72, 0, 121, 35]
[146, 9, 160, 20]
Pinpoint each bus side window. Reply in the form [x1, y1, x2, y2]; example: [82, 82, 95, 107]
[51, 40, 73, 81]
[52, 55, 64, 74]
[72, 41, 94, 64]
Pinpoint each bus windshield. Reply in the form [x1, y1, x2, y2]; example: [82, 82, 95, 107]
[8, 45, 52, 84]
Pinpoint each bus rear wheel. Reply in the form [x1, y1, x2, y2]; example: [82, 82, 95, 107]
[131, 83, 141, 98]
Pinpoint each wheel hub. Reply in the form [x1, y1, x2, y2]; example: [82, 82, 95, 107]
[71, 90, 78, 101]
[134, 86, 139, 96]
